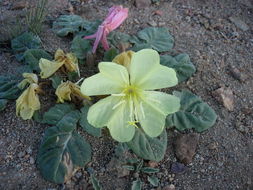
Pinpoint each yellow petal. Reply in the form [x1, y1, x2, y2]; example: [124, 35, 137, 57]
[39, 58, 64, 79]
[130, 49, 178, 90]
[56, 81, 90, 103]
[64, 53, 80, 76]
[18, 73, 38, 89]
[16, 83, 40, 120]
[55, 82, 72, 103]
[54, 48, 65, 61]
[112, 50, 134, 71]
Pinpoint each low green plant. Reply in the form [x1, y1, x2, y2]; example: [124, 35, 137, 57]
[0, 10, 218, 188]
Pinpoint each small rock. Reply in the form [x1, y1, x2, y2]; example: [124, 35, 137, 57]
[18, 151, 25, 158]
[208, 142, 218, 150]
[229, 66, 247, 82]
[158, 22, 166, 27]
[133, 19, 140, 24]
[148, 20, 157, 27]
[148, 161, 159, 168]
[170, 162, 187, 173]
[229, 17, 249, 31]
[117, 167, 130, 178]
[174, 133, 199, 164]
[153, 10, 163, 16]
[29, 157, 35, 164]
[135, 0, 151, 9]
[168, 177, 174, 182]
[213, 87, 234, 111]
[11, 0, 28, 10]
[163, 184, 175, 190]
[133, 172, 139, 178]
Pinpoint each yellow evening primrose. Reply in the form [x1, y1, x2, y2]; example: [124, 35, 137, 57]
[81, 49, 180, 142]
[18, 73, 38, 89]
[56, 81, 91, 103]
[16, 83, 40, 120]
[39, 49, 79, 79]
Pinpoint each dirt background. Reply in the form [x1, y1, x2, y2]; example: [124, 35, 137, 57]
[0, 0, 253, 189]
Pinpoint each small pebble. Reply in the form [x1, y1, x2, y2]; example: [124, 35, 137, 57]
[29, 157, 35, 164]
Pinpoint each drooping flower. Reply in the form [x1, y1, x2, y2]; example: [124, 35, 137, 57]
[16, 83, 40, 120]
[18, 73, 38, 89]
[84, 5, 128, 53]
[55, 81, 91, 103]
[112, 50, 134, 71]
[39, 49, 79, 79]
[81, 49, 180, 142]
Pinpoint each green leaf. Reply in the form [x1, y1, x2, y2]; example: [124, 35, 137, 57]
[122, 165, 135, 171]
[132, 27, 174, 52]
[107, 31, 131, 47]
[37, 125, 91, 184]
[127, 129, 167, 162]
[50, 75, 62, 89]
[53, 15, 85, 37]
[103, 48, 119, 62]
[0, 99, 8, 111]
[23, 49, 52, 72]
[160, 54, 196, 82]
[91, 174, 103, 190]
[141, 167, 159, 174]
[67, 71, 79, 81]
[0, 75, 21, 99]
[131, 179, 142, 190]
[42, 103, 80, 127]
[136, 160, 144, 172]
[166, 90, 217, 132]
[131, 43, 151, 52]
[11, 32, 41, 61]
[147, 176, 159, 187]
[82, 19, 101, 36]
[71, 36, 91, 60]
[79, 105, 101, 137]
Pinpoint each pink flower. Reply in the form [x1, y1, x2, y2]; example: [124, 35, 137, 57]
[84, 6, 128, 53]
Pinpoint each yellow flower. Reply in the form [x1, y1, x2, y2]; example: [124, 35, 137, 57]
[81, 49, 180, 142]
[18, 73, 38, 89]
[16, 83, 40, 120]
[55, 81, 90, 103]
[39, 49, 79, 79]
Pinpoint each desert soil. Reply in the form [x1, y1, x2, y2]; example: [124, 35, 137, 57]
[0, 0, 252, 190]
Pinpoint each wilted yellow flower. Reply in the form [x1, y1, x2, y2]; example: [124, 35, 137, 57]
[16, 83, 40, 120]
[18, 73, 38, 89]
[39, 49, 80, 79]
[55, 81, 90, 103]
[112, 50, 134, 71]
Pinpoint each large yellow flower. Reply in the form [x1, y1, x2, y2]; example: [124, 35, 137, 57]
[81, 49, 180, 142]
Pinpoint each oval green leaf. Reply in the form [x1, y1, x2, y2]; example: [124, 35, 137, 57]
[71, 36, 91, 60]
[166, 90, 217, 132]
[160, 54, 196, 82]
[79, 105, 101, 137]
[37, 125, 91, 184]
[53, 15, 85, 37]
[23, 49, 52, 72]
[126, 128, 167, 162]
[0, 99, 8, 111]
[11, 32, 41, 61]
[132, 27, 174, 52]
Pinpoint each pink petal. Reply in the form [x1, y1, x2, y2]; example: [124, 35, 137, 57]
[91, 26, 104, 53]
[101, 30, 110, 50]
